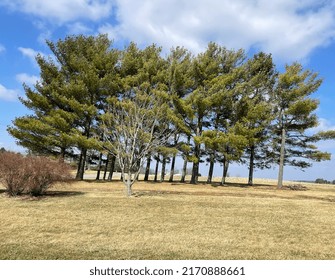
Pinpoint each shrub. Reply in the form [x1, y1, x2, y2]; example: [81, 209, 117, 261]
[0, 152, 72, 196]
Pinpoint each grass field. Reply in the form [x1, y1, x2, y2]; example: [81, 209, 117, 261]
[1, 176, 335, 260]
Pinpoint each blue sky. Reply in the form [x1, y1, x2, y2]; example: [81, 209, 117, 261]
[1, 0, 335, 181]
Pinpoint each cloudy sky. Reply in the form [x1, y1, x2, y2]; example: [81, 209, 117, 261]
[1, 0, 335, 181]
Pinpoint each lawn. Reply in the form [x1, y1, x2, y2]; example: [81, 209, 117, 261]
[0, 177, 335, 260]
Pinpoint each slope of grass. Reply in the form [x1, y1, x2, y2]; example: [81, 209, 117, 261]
[1, 179, 335, 260]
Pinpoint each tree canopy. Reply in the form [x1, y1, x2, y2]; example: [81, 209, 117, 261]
[8, 34, 332, 195]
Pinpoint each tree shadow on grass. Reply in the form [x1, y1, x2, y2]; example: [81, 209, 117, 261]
[79, 178, 276, 190]
[78, 179, 125, 184]
[0, 189, 85, 200]
[168, 181, 254, 188]
[209, 182, 278, 189]
[19, 191, 86, 201]
[141, 180, 169, 185]
[44, 190, 85, 197]
[80, 179, 110, 184]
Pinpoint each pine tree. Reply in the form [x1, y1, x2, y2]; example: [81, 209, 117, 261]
[8, 53, 77, 160]
[8, 35, 118, 179]
[201, 47, 245, 183]
[166, 47, 193, 182]
[273, 63, 330, 188]
[185, 43, 224, 184]
[47, 35, 120, 179]
[238, 52, 277, 186]
[8, 35, 120, 181]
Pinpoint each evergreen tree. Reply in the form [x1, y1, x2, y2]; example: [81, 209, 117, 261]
[273, 63, 330, 188]
[238, 52, 277, 186]
[8, 53, 77, 160]
[166, 47, 193, 182]
[9, 34, 120, 179]
[201, 47, 245, 183]
[47, 35, 120, 179]
[8, 36, 332, 189]
[180, 43, 224, 184]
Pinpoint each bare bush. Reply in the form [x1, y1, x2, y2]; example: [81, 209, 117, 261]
[283, 184, 308, 191]
[0, 152, 26, 195]
[0, 152, 72, 196]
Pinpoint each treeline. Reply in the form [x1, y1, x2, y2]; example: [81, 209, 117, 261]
[315, 178, 335, 185]
[7, 34, 331, 191]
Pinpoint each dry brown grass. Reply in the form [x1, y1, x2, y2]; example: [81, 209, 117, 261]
[1, 177, 335, 260]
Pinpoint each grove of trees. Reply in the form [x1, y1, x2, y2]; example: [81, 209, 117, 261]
[7, 34, 331, 195]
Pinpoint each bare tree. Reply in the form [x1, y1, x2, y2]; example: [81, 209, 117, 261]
[101, 92, 173, 196]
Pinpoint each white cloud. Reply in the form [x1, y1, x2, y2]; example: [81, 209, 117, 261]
[66, 22, 93, 35]
[0, 44, 5, 53]
[307, 118, 335, 151]
[0, 84, 19, 101]
[18, 47, 47, 66]
[34, 21, 53, 45]
[319, 118, 335, 131]
[18, 47, 39, 62]
[3, 0, 335, 61]
[99, 0, 335, 61]
[0, 0, 114, 24]
[309, 118, 335, 134]
[16, 73, 40, 86]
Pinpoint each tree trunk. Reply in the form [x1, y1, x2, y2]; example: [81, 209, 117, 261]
[168, 155, 176, 182]
[160, 156, 166, 182]
[190, 142, 201, 184]
[180, 157, 187, 183]
[86, 153, 90, 171]
[75, 152, 83, 180]
[59, 147, 66, 163]
[144, 155, 151, 181]
[190, 161, 199, 184]
[168, 134, 178, 182]
[277, 127, 286, 188]
[154, 155, 160, 182]
[248, 146, 255, 186]
[221, 158, 229, 185]
[76, 148, 87, 180]
[207, 152, 215, 184]
[135, 172, 140, 180]
[181, 135, 190, 183]
[190, 138, 200, 184]
[103, 154, 109, 180]
[96, 152, 103, 180]
[190, 121, 202, 184]
[125, 173, 132, 196]
[108, 154, 116, 181]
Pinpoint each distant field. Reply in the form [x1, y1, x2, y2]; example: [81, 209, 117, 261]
[1, 177, 335, 260]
